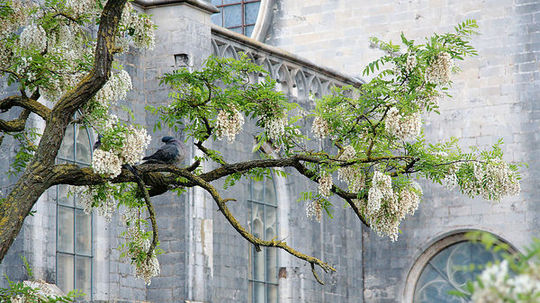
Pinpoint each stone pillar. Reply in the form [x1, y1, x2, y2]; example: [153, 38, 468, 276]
[132, 1, 218, 302]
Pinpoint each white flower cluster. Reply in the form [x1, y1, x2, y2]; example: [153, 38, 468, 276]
[121, 207, 160, 285]
[337, 145, 366, 192]
[441, 161, 460, 190]
[480, 160, 521, 200]
[103, 114, 119, 132]
[458, 160, 521, 201]
[318, 173, 333, 198]
[120, 3, 156, 50]
[385, 107, 421, 140]
[442, 170, 458, 190]
[266, 115, 287, 141]
[40, 22, 91, 102]
[92, 149, 122, 178]
[405, 53, 417, 74]
[94, 70, 133, 106]
[69, 185, 116, 221]
[312, 116, 330, 139]
[0, 2, 28, 50]
[19, 23, 47, 53]
[69, 185, 93, 214]
[366, 172, 422, 241]
[65, 0, 98, 17]
[367, 171, 393, 215]
[10, 295, 25, 303]
[215, 106, 245, 143]
[88, 73, 150, 179]
[120, 126, 152, 165]
[306, 200, 322, 222]
[91, 125, 151, 177]
[95, 193, 115, 222]
[398, 185, 421, 217]
[426, 52, 452, 85]
[471, 260, 540, 303]
[136, 255, 160, 285]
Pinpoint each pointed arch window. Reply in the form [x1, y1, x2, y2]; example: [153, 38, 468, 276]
[56, 124, 94, 301]
[248, 175, 278, 303]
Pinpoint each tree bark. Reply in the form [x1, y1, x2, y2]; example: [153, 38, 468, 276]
[0, 0, 127, 263]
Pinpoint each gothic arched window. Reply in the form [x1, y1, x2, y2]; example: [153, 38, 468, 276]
[407, 232, 513, 303]
[211, 0, 261, 37]
[56, 124, 94, 300]
[248, 175, 278, 303]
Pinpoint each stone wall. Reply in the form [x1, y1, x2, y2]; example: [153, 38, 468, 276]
[268, 0, 540, 301]
[2, 0, 538, 302]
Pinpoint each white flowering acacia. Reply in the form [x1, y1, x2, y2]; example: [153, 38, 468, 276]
[215, 105, 245, 143]
[0, 7, 523, 289]
[0, 0, 161, 286]
[144, 20, 521, 283]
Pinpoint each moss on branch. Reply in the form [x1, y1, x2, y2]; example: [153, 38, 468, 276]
[0, 109, 30, 132]
[0, 95, 51, 121]
[0, 0, 129, 263]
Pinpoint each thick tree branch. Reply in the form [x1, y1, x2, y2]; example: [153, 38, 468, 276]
[0, 0, 128, 262]
[0, 109, 31, 132]
[50, 155, 373, 228]
[174, 168, 335, 284]
[51, 161, 339, 283]
[0, 95, 51, 121]
[36, 0, 126, 166]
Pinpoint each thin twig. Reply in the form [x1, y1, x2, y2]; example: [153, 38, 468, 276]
[175, 169, 336, 283]
[127, 165, 159, 259]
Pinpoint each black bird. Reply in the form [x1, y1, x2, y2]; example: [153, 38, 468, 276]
[93, 134, 102, 151]
[142, 136, 186, 165]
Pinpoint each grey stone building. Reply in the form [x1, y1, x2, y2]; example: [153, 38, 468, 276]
[0, 0, 538, 302]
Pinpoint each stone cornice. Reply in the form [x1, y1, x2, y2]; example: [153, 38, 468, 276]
[133, 0, 219, 13]
[211, 25, 364, 87]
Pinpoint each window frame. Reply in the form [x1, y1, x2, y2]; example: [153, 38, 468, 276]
[403, 230, 517, 303]
[212, 0, 261, 37]
[248, 174, 279, 303]
[55, 123, 94, 301]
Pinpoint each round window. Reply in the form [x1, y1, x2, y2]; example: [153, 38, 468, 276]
[405, 232, 515, 303]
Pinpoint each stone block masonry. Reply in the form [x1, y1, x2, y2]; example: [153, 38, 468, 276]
[268, 0, 540, 302]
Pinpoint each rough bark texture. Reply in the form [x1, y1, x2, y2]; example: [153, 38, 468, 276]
[0, 0, 128, 262]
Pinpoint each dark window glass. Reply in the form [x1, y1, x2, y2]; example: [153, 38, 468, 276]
[248, 175, 278, 303]
[212, 0, 261, 37]
[56, 123, 93, 301]
[223, 5, 242, 27]
[413, 241, 507, 303]
[245, 25, 255, 38]
[244, 2, 260, 24]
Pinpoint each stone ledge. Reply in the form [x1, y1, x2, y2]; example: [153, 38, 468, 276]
[211, 25, 364, 87]
[133, 0, 219, 13]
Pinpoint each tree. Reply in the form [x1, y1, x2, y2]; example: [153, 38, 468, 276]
[457, 232, 540, 302]
[0, 0, 521, 286]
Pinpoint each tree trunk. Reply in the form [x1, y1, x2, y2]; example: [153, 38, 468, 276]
[0, 0, 127, 263]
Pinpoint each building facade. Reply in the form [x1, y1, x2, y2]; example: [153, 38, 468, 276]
[0, 0, 538, 302]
